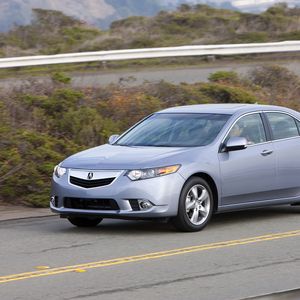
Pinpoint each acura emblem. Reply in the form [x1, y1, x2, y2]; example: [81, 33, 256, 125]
[87, 172, 93, 180]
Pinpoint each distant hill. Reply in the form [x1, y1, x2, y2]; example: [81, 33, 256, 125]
[1, 3, 300, 57]
[0, 0, 166, 32]
[0, 0, 298, 32]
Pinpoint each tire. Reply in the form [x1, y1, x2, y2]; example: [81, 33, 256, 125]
[67, 216, 103, 227]
[171, 177, 214, 232]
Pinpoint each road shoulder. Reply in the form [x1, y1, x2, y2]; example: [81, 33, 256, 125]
[0, 204, 53, 221]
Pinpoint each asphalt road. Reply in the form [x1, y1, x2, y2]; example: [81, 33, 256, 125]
[0, 205, 299, 300]
[70, 61, 300, 87]
[1, 60, 300, 90]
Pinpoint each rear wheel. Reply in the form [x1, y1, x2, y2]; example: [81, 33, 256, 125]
[171, 177, 214, 232]
[67, 217, 103, 227]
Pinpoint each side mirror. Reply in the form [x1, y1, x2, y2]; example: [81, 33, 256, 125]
[108, 134, 120, 145]
[224, 136, 247, 152]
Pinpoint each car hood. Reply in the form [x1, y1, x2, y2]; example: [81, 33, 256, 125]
[61, 144, 191, 170]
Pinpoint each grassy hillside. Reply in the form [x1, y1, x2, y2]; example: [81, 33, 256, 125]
[0, 66, 299, 207]
[0, 0, 172, 32]
[0, 9, 102, 57]
[1, 3, 300, 57]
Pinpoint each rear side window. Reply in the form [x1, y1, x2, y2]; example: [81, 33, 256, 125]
[266, 112, 299, 140]
[296, 119, 300, 133]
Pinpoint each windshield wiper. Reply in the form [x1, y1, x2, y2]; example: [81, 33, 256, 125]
[115, 143, 132, 147]
[116, 143, 177, 147]
[148, 144, 177, 147]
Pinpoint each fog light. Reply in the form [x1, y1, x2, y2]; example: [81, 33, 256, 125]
[138, 200, 153, 210]
[50, 196, 58, 207]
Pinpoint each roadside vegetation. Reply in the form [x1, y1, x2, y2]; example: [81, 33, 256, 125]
[0, 66, 299, 207]
[1, 4, 300, 207]
[1, 3, 300, 57]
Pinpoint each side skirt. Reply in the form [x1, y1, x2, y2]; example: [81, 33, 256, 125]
[217, 195, 300, 213]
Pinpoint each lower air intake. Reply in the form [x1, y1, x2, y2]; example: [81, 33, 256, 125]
[64, 198, 119, 210]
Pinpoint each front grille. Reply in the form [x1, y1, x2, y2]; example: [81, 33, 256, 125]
[70, 176, 115, 188]
[64, 197, 119, 210]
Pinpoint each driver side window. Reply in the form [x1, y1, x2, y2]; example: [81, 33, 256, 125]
[228, 113, 267, 145]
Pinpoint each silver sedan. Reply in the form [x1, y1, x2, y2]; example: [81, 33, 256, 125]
[51, 104, 300, 231]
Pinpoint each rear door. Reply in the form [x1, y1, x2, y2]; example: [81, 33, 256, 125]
[265, 112, 300, 199]
[219, 113, 276, 206]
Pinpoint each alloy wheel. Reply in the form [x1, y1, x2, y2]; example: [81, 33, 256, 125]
[185, 184, 211, 225]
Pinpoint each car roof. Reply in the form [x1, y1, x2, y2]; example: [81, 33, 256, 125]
[157, 103, 297, 115]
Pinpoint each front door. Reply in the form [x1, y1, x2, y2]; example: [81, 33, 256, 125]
[219, 113, 276, 206]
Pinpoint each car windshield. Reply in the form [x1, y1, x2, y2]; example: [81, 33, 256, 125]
[116, 113, 231, 147]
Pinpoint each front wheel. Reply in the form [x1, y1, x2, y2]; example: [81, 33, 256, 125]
[67, 217, 103, 227]
[171, 177, 214, 232]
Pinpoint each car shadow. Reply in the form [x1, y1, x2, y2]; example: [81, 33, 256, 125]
[55, 205, 300, 235]
[211, 205, 300, 226]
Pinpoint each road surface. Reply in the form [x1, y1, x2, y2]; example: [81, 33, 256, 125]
[71, 61, 300, 87]
[1, 60, 300, 89]
[0, 205, 299, 300]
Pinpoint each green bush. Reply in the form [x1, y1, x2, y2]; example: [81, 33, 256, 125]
[200, 83, 258, 103]
[51, 72, 71, 84]
[231, 32, 269, 43]
[249, 65, 299, 91]
[208, 71, 239, 83]
[278, 31, 300, 40]
[0, 128, 81, 207]
[129, 36, 157, 48]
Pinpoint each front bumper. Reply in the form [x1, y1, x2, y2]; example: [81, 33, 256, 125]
[50, 170, 185, 219]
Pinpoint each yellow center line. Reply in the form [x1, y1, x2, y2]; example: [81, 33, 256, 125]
[1, 229, 299, 284]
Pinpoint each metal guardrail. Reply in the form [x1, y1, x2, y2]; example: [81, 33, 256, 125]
[0, 41, 300, 68]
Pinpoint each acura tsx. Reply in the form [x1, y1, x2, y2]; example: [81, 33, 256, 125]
[51, 104, 300, 231]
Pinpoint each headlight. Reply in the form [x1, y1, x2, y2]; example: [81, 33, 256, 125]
[126, 165, 180, 181]
[54, 164, 67, 178]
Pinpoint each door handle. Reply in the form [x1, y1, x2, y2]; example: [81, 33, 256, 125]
[261, 149, 273, 156]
